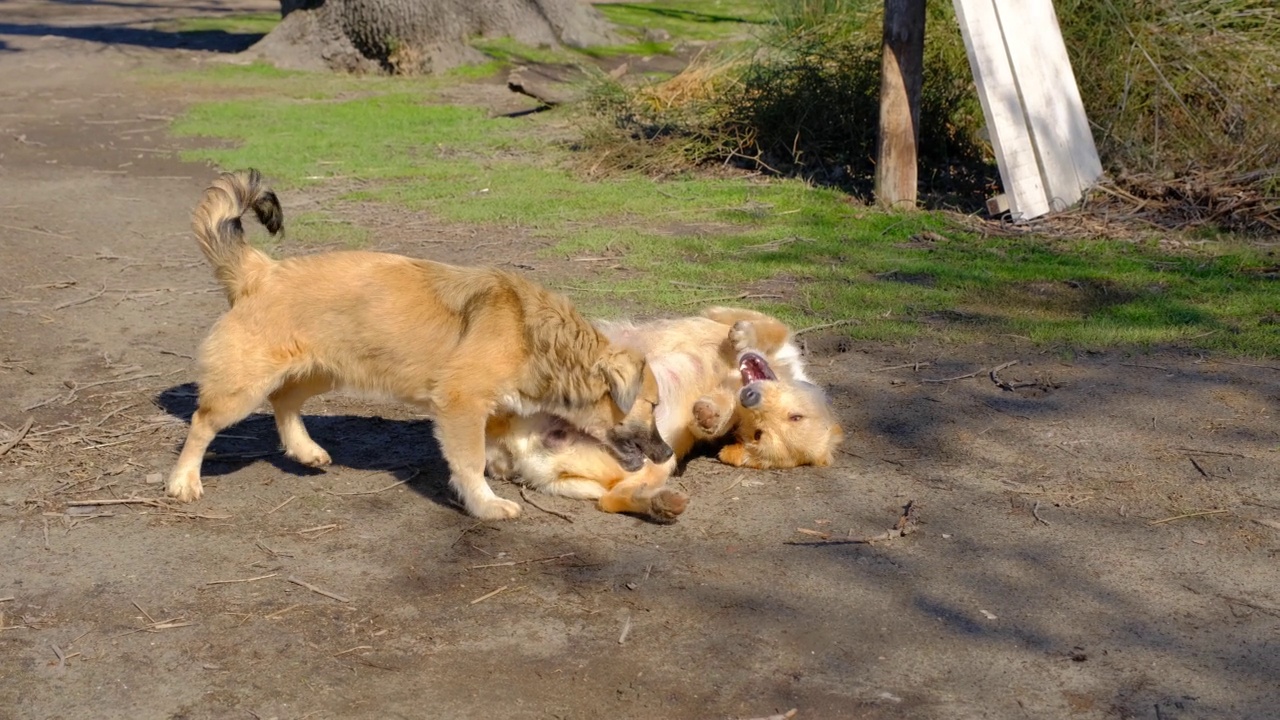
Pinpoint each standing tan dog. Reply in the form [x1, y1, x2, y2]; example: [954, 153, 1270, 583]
[486, 307, 843, 521]
[168, 170, 671, 520]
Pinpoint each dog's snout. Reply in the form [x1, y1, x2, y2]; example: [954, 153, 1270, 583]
[740, 385, 762, 408]
[650, 436, 674, 463]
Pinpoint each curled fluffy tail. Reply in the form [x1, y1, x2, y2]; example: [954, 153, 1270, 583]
[192, 169, 283, 303]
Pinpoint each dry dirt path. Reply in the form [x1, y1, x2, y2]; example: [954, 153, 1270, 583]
[2, 3, 1279, 719]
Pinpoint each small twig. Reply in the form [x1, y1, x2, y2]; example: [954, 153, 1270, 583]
[0, 597, 14, 603]
[618, 614, 632, 645]
[469, 585, 510, 605]
[1188, 457, 1210, 479]
[52, 284, 107, 311]
[794, 318, 859, 336]
[988, 360, 1021, 391]
[324, 478, 411, 496]
[65, 497, 161, 506]
[1148, 509, 1229, 526]
[255, 539, 292, 558]
[871, 362, 931, 373]
[1206, 359, 1280, 372]
[295, 523, 339, 535]
[263, 604, 300, 619]
[1173, 447, 1250, 458]
[133, 600, 156, 625]
[469, 552, 575, 570]
[286, 576, 350, 603]
[1120, 362, 1169, 371]
[518, 486, 573, 523]
[0, 417, 34, 457]
[1032, 500, 1051, 527]
[332, 645, 373, 657]
[0, 222, 72, 239]
[51, 643, 67, 669]
[920, 369, 982, 384]
[265, 496, 296, 515]
[204, 573, 279, 587]
[744, 710, 798, 720]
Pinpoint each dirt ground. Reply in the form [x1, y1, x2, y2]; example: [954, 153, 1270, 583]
[2, 3, 1279, 719]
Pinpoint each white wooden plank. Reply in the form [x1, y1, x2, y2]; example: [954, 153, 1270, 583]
[952, 0, 1049, 220]
[993, 0, 1102, 209]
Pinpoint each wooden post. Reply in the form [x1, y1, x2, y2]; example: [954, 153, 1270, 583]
[875, 0, 927, 210]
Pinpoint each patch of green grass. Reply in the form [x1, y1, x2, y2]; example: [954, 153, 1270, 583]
[470, 37, 583, 66]
[171, 95, 527, 186]
[594, 1, 770, 42]
[158, 12, 279, 35]
[168, 48, 1279, 358]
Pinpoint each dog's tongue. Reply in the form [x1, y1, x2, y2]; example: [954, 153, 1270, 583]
[739, 352, 777, 384]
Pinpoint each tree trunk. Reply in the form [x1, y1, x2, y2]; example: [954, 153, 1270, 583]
[245, 0, 618, 74]
[874, 0, 926, 209]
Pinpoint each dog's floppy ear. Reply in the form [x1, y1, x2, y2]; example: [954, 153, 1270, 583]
[597, 349, 645, 415]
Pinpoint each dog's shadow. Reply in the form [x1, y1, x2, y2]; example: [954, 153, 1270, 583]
[156, 383, 459, 511]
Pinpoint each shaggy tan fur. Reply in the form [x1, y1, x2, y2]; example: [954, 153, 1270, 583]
[486, 307, 843, 521]
[168, 170, 670, 520]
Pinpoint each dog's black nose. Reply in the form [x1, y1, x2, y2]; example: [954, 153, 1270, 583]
[740, 385, 762, 408]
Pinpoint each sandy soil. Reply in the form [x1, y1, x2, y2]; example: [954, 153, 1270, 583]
[2, 3, 1278, 719]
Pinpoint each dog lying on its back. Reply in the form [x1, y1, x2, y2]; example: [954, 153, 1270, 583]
[168, 170, 672, 520]
[486, 307, 844, 521]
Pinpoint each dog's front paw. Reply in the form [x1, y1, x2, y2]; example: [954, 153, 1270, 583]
[470, 496, 522, 521]
[287, 443, 331, 468]
[648, 488, 688, 522]
[166, 468, 204, 503]
[693, 398, 727, 437]
[729, 320, 759, 353]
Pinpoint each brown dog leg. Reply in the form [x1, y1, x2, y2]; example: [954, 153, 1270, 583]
[597, 459, 686, 522]
[434, 403, 522, 520]
[269, 373, 335, 468]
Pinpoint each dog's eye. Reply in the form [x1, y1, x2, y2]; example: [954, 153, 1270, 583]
[789, 413, 804, 422]
[753, 429, 764, 441]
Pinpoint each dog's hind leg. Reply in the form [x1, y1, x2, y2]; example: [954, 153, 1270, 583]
[597, 458, 685, 522]
[270, 373, 335, 468]
[434, 403, 522, 520]
[168, 376, 279, 503]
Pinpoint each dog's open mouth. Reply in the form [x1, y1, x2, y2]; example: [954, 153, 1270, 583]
[738, 352, 777, 385]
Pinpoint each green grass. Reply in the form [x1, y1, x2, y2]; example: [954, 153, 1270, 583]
[159, 5, 1280, 359]
[157, 12, 279, 35]
[594, 1, 770, 42]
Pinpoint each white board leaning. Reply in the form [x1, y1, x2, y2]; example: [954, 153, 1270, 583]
[952, 0, 1104, 221]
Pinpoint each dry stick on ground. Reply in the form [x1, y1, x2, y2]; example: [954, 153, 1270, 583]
[618, 614, 632, 645]
[324, 477, 414, 496]
[265, 496, 296, 515]
[286, 576, 350, 603]
[0, 417, 34, 457]
[469, 552, 576, 570]
[1148, 509, 1229, 526]
[52, 284, 107, 311]
[796, 500, 920, 544]
[988, 360, 1023, 391]
[204, 573, 279, 587]
[920, 369, 982, 384]
[263, 604, 300, 620]
[794, 318, 859, 336]
[332, 645, 373, 657]
[469, 585, 510, 605]
[1032, 500, 1051, 527]
[871, 362, 931, 373]
[1173, 446, 1251, 458]
[518, 486, 574, 523]
[744, 710, 798, 720]
[1189, 457, 1211, 479]
[65, 497, 160, 506]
